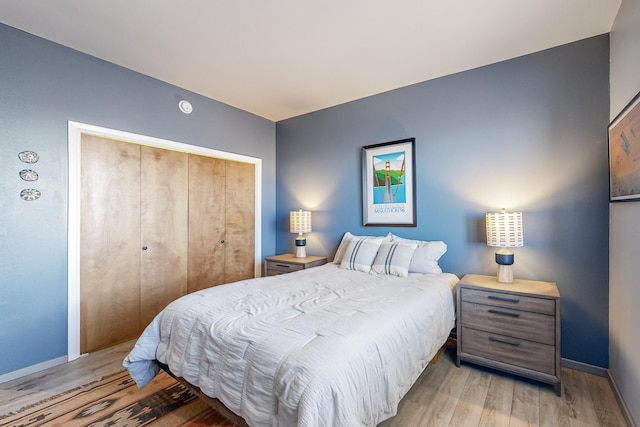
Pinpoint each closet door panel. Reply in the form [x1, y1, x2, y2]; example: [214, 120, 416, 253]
[224, 160, 255, 283]
[188, 154, 226, 293]
[80, 134, 141, 353]
[140, 146, 189, 327]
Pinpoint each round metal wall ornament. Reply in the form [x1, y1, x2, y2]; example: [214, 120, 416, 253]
[19, 169, 39, 181]
[20, 188, 41, 201]
[178, 100, 193, 114]
[18, 150, 39, 163]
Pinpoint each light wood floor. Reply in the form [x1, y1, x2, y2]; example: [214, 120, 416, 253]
[0, 341, 628, 426]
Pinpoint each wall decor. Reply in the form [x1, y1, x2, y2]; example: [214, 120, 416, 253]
[362, 138, 416, 226]
[178, 100, 193, 114]
[18, 150, 39, 163]
[609, 91, 640, 201]
[20, 188, 41, 201]
[19, 169, 39, 181]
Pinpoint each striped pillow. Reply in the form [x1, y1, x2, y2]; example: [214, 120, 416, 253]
[390, 234, 447, 274]
[371, 242, 418, 277]
[340, 237, 384, 273]
[333, 232, 392, 263]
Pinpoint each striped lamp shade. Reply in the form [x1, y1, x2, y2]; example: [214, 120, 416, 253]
[290, 210, 312, 234]
[486, 209, 524, 248]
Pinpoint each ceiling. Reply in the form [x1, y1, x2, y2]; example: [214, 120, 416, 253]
[0, 0, 621, 121]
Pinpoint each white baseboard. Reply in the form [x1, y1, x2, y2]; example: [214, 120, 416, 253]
[0, 356, 68, 385]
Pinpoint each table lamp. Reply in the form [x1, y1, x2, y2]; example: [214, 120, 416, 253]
[486, 208, 524, 283]
[290, 209, 312, 258]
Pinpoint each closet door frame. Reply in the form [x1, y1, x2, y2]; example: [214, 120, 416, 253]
[67, 121, 262, 361]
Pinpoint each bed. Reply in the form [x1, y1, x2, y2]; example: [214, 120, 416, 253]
[124, 233, 458, 426]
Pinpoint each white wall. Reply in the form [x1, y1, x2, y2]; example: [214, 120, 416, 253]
[609, 0, 640, 424]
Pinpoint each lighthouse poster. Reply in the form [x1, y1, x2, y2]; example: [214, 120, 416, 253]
[362, 138, 416, 226]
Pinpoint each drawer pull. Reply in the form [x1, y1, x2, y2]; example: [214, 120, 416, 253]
[275, 264, 291, 268]
[488, 309, 520, 318]
[488, 295, 520, 303]
[489, 335, 521, 346]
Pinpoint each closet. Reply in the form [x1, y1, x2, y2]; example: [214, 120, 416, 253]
[79, 134, 255, 353]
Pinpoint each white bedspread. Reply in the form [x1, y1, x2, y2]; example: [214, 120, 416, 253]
[124, 263, 457, 427]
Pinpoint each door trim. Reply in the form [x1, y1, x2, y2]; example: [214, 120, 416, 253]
[67, 121, 263, 361]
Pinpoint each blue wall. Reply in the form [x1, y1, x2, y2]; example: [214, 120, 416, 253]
[0, 23, 276, 375]
[0, 20, 611, 374]
[276, 35, 610, 367]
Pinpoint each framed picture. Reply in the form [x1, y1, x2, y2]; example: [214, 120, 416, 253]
[362, 138, 416, 226]
[609, 91, 640, 201]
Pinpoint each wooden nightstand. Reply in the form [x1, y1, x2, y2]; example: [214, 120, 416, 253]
[456, 274, 562, 396]
[264, 254, 327, 277]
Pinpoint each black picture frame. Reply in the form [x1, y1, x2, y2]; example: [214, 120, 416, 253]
[362, 138, 416, 226]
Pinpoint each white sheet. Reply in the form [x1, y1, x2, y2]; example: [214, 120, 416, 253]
[124, 263, 457, 427]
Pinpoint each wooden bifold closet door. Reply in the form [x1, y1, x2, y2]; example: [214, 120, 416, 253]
[139, 146, 189, 328]
[188, 155, 255, 292]
[80, 134, 254, 353]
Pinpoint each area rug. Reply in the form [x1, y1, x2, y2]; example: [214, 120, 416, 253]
[0, 370, 236, 427]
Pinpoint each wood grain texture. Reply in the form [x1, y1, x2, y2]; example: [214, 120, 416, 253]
[586, 373, 629, 427]
[79, 141, 257, 354]
[457, 274, 561, 395]
[140, 146, 189, 327]
[264, 254, 327, 276]
[447, 368, 491, 427]
[460, 300, 555, 344]
[188, 154, 226, 292]
[509, 379, 540, 426]
[223, 160, 255, 283]
[461, 287, 556, 315]
[0, 341, 134, 416]
[80, 134, 141, 353]
[478, 374, 514, 427]
[1, 343, 629, 426]
[459, 274, 560, 299]
[460, 328, 555, 375]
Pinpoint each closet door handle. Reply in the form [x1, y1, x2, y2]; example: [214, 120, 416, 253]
[142, 246, 148, 251]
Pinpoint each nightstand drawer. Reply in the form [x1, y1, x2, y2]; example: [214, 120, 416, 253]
[460, 301, 555, 345]
[265, 262, 304, 275]
[460, 287, 556, 315]
[456, 274, 561, 395]
[264, 254, 327, 277]
[461, 327, 555, 375]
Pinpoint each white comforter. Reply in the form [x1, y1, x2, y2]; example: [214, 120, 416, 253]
[124, 263, 457, 427]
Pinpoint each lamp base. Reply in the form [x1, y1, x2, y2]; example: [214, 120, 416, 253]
[295, 246, 307, 258]
[496, 265, 514, 283]
[295, 235, 307, 258]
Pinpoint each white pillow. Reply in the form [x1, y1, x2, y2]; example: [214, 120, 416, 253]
[340, 237, 384, 273]
[371, 242, 418, 277]
[333, 231, 392, 263]
[391, 234, 447, 274]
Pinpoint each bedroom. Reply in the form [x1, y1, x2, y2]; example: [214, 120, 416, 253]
[0, 1, 638, 425]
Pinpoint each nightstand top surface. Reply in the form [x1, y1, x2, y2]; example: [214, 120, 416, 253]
[459, 273, 559, 299]
[265, 253, 327, 265]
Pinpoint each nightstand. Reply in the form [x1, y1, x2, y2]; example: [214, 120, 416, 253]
[264, 254, 327, 277]
[456, 274, 561, 396]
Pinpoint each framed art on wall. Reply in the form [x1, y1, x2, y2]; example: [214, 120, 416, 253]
[609, 91, 640, 201]
[362, 138, 416, 226]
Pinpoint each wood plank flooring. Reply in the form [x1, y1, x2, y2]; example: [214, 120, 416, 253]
[0, 341, 628, 426]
